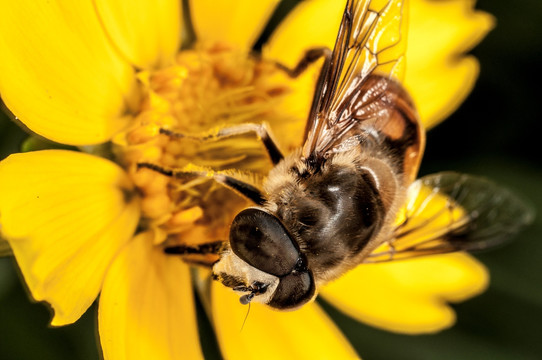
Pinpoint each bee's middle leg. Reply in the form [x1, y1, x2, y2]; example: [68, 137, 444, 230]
[160, 122, 283, 165]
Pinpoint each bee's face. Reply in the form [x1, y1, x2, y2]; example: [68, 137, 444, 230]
[212, 208, 316, 309]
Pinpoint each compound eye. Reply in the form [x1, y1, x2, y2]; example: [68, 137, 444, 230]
[268, 270, 315, 309]
[230, 208, 299, 277]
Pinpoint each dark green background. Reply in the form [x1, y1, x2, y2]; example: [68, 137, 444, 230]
[1, 1, 541, 359]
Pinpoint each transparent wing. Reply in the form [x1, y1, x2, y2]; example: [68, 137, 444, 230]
[365, 172, 535, 263]
[302, 0, 408, 159]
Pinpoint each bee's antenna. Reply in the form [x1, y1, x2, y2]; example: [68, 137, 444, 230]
[239, 291, 256, 332]
[240, 302, 251, 332]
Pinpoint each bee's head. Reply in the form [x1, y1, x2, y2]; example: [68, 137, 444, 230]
[212, 208, 315, 310]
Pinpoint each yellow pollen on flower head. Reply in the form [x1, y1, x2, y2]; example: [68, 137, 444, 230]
[114, 42, 300, 248]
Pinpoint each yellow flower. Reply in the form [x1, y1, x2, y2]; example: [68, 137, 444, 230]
[0, 0, 493, 359]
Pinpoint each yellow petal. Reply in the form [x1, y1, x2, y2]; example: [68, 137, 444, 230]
[320, 253, 488, 334]
[0, 1, 138, 145]
[99, 232, 203, 360]
[211, 282, 359, 360]
[0, 150, 140, 325]
[264, 0, 345, 68]
[267, 0, 493, 129]
[94, 0, 182, 69]
[405, 0, 495, 128]
[190, 0, 280, 49]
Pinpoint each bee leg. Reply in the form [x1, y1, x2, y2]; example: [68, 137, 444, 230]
[274, 47, 332, 131]
[273, 47, 332, 78]
[159, 122, 283, 165]
[165, 240, 223, 255]
[386, 240, 397, 261]
[164, 241, 224, 267]
[137, 162, 266, 206]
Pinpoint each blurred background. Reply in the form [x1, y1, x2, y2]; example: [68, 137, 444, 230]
[1, 0, 541, 359]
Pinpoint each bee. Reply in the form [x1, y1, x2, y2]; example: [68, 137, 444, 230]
[141, 0, 533, 309]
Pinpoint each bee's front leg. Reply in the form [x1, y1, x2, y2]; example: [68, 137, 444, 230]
[164, 240, 224, 267]
[165, 240, 223, 255]
[137, 162, 266, 206]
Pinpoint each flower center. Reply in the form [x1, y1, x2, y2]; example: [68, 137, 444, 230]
[113, 42, 304, 247]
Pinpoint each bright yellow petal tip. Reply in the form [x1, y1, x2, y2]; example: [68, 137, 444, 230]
[0, 150, 140, 325]
[264, 0, 345, 67]
[190, 0, 280, 50]
[321, 253, 489, 334]
[0, 1, 138, 145]
[212, 281, 360, 360]
[99, 232, 203, 360]
[94, 0, 182, 69]
[405, 0, 495, 128]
